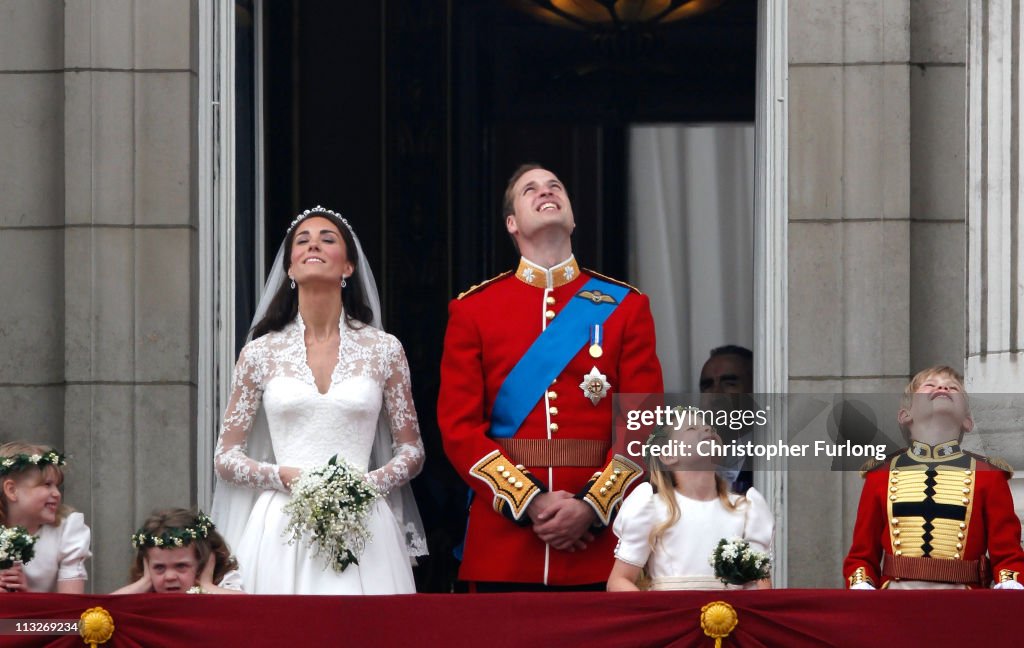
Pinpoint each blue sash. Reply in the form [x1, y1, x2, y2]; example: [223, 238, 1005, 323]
[489, 277, 629, 439]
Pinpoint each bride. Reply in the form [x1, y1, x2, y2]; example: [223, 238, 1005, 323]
[211, 206, 426, 594]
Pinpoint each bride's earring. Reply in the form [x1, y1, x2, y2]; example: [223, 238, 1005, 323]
[341, 277, 348, 289]
[289, 276, 296, 290]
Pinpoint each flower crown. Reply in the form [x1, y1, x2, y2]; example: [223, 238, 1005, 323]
[131, 512, 215, 550]
[287, 206, 353, 236]
[0, 449, 66, 477]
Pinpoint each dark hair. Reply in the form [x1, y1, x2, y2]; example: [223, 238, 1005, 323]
[129, 508, 238, 587]
[502, 163, 546, 218]
[251, 209, 374, 339]
[709, 345, 753, 362]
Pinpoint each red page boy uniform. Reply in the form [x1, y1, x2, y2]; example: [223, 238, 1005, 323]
[845, 439, 1024, 589]
[439, 256, 663, 586]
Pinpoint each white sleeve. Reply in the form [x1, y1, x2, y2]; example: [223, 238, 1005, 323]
[741, 487, 775, 555]
[217, 569, 245, 591]
[57, 512, 92, 581]
[612, 482, 658, 568]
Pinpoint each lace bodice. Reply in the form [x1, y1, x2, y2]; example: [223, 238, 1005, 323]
[214, 315, 424, 496]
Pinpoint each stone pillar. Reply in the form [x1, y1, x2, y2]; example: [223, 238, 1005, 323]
[787, 0, 914, 587]
[0, 0, 198, 593]
[966, 0, 1024, 517]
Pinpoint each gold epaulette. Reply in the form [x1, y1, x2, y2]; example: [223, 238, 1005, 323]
[966, 452, 1015, 476]
[582, 454, 643, 526]
[859, 458, 883, 478]
[582, 268, 642, 295]
[457, 271, 513, 300]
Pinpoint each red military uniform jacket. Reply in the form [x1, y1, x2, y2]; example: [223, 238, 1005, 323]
[438, 256, 663, 585]
[844, 439, 1024, 588]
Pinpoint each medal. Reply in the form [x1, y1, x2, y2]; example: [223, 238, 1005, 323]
[589, 324, 603, 358]
[580, 366, 611, 405]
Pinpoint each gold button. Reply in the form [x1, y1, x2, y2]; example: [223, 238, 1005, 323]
[892, 469, 900, 475]
[956, 543, 963, 550]
[507, 476, 516, 484]
[549, 407, 558, 415]
[613, 469, 622, 475]
[894, 540, 901, 546]
[893, 529, 900, 536]
[895, 550, 903, 557]
[549, 423, 559, 432]
[890, 476, 898, 483]
[610, 474, 618, 482]
[545, 310, 555, 320]
[892, 518, 899, 525]
[889, 495, 897, 501]
[954, 553, 961, 559]
[962, 498, 969, 505]
[515, 464, 525, 471]
[501, 471, 511, 479]
[496, 465, 505, 473]
[547, 391, 558, 399]
[546, 296, 556, 305]
[963, 478, 971, 485]
[959, 523, 966, 529]
[964, 470, 972, 475]
[515, 481, 523, 489]
[962, 488, 970, 494]
[957, 532, 964, 540]
[890, 486, 897, 493]
[604, 480, 613, 487]
[599, 487, 607, 495]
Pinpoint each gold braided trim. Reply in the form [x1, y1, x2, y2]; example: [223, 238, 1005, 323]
[469, 450, 541, 521]
[457, 271, 513, 300]
[848, 567, 873, 587]
[998, 569, 1020, 584]
[582, 454, 642, 526]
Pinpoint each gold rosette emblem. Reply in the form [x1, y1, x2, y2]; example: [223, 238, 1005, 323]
[700, 601, 738, 648]
[80, 606, 115, 647]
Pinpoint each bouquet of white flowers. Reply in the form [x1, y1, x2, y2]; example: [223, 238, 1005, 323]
[0, 525, 36, 569]
[282, 455, 380, 573]
[709, 537, 771, 586]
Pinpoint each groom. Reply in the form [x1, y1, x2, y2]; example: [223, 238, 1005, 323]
[439, 163, 663, 591]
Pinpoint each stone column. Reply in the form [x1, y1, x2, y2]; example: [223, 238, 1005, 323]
[787, 0, 913, 587]
[966, 0, 1024, 517]
[0, 0, 198, 593]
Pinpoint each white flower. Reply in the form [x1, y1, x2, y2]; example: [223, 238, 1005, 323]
[563, 265, 575, 281]
[29, 454, 41, 463]
[521, 267, 536, 283]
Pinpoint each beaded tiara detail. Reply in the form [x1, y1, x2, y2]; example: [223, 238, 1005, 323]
[287, 206, 353, 235]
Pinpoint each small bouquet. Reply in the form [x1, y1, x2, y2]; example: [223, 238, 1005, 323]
[282, 455, 380, 573]
[709, 537, 771, 586]
[0, 525, 36, 569]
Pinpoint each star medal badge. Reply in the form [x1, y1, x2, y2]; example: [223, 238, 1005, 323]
[580, 366, 611, 405]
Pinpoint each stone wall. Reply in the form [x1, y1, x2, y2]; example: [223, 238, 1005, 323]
[0, 0, 197, 593]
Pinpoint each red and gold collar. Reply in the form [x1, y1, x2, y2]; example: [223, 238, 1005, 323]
[514, 256, 581, 290]
[908, 439, 963, 461]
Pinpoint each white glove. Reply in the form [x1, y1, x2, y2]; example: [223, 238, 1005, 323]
[993, 580, 1023, 590]
[849, 582, 876, 590]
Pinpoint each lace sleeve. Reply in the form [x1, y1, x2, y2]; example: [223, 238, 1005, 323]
[365, 336, 425, 495]
[214, 343, 286, 492]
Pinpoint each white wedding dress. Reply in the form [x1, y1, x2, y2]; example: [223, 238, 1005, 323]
[213, 315, 425, 594]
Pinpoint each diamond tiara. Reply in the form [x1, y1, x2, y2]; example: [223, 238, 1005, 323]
[287, 206, 353, 235]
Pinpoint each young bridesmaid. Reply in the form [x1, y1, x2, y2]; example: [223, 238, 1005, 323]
[113, 508, 245, 594]
[0, 441, 91, 593]
[608, 411, 774, 591]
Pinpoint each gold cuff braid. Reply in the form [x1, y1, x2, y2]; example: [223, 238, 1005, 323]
[470, 450, 541, 521]
[582, 454, 642, 526]
[998, 569, 1020, 584]
[848, 567, 873, 587]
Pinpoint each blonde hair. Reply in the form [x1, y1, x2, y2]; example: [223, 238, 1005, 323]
[129, 508, 238, 587]
[0, 440, 72, 527]
[899, 366, 970, 438]
[644, 433, 741, 550]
